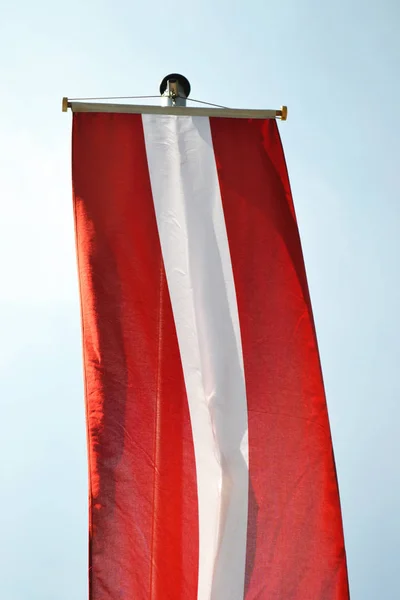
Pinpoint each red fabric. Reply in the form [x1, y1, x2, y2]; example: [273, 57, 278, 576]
[72, 111, 349, 599]
[72, 113, 199, 600]
[210, 117, 349, 599]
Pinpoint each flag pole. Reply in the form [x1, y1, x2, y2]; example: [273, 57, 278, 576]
[159, 73, 191, 107]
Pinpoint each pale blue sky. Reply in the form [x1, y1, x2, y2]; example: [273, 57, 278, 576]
[0, 1, 399, 598]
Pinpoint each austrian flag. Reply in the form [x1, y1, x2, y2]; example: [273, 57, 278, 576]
[72, 112, 349, 599]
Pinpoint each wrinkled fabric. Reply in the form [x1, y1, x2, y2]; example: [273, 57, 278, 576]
[72, 112, 349, 600]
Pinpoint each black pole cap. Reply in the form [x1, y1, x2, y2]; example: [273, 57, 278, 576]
[159, 74, 191, 98]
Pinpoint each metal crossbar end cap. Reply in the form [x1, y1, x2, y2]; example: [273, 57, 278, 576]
[159, 74, 191, 99]
[280, 105, 288, 121]
[62, 97, 69, 112]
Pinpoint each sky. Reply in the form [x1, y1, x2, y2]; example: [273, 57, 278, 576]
[0, 0, 399, 598]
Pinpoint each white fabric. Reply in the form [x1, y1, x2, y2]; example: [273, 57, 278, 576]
[142, 114, 249, 600]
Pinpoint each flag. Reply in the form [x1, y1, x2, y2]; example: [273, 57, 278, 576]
[72, 112, 349, 599]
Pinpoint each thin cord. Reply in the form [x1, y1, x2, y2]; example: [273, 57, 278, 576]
[68, 94, 229, 108]
[68, 95, 161, 101]
[185, 96, 229, 109]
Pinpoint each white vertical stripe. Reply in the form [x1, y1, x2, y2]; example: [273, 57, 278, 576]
[142, 114, 249, 600]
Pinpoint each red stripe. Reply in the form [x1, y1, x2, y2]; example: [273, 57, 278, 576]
[210, 117, 349, 599]
[72, 113, 198, 600]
